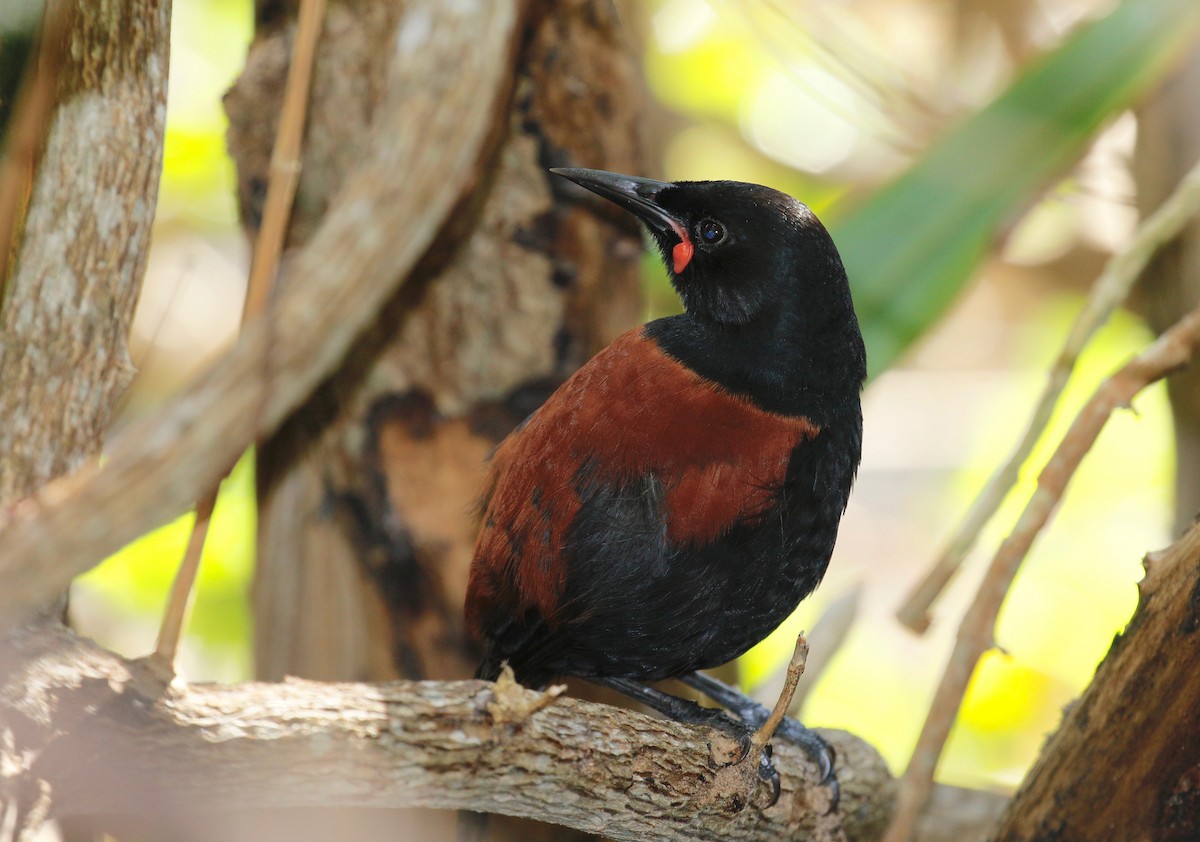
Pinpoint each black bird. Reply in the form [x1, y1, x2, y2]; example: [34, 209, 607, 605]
[464, 167, 864, 817]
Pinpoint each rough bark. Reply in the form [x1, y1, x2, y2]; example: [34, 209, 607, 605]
[995, 521, 1200, 840]
[0, 0, 170, 503]
[1135, 44, 1200, 532]
[226, 0, 647, 683]
[0, 627, 894, 842]
[0, 0, 524, 622]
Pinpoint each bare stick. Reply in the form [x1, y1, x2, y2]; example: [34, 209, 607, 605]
[241, 0, 328, 322]
[897, 155, 1200, 633]
[753, 586, 860, 712]
[151, 0, 327, 672]
[752, 633, 809, 751]
[152, 494, 216, 666]
[883, 300, 1200, 842]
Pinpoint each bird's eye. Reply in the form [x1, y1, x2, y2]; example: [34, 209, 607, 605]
[697, 219, 726, 245]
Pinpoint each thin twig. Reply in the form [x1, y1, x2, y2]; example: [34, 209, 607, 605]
[0, 1, 72, 302]
[752, 586, 859, 713]
[883, 300, 1200, 842]
[242, 0, 328, 322]
[151, 0, 327, 673]
[752, 633, 809, 751]
[152, 494, 215, 665]
[897, 154, 1200, 634]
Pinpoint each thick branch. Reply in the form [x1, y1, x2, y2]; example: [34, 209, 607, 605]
[0, 0, 525, 623]
[0, 629, 893, 842]
[996, 522, 1200, 840]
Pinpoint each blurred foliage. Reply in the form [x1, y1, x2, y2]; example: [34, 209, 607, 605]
[0, 0, 43, 151]
[79, 0, 1190, 796]
[838, 0, 1200, 376]
[158, 0, 250, 228]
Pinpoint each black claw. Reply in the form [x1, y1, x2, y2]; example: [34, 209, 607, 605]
[758, 744, 782, 807]
[776, 718, 839, 812]
[592, 674, 839, 812]
[680, 672, 841, 813]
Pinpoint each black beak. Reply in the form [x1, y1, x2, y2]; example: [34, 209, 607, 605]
[550, 167, 688, 244]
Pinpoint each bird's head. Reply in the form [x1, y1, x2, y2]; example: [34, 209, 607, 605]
[551, 167, 848, 327]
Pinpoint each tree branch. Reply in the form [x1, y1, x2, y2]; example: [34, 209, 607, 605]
[0, 0, 171, 503]
[0, 628, 893, 842]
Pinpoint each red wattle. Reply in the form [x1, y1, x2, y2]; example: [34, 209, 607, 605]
[672, 239, 694, 274]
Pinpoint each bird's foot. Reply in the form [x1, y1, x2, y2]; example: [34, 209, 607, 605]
[681, 670, 839, 811]
[756, 742, 782, 806]
[701, 712, 782, 807]
[586, 675, 786, 808]
[773, 717, 838, 809]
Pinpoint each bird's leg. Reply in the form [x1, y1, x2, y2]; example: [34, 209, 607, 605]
[588, 676, 742, 737]
[681, 669, 838, 781]
[680, 642, 839, 810]
[588, 676, 782, 805]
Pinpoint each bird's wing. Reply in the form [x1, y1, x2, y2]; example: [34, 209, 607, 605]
[464, 327, 819, 651]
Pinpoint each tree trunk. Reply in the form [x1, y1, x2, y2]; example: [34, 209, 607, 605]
[226, 0, 647, 685]
[995, 522, 1200, 840]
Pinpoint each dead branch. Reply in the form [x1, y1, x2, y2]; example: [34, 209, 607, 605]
[0, 627, 893, 842]
[0, 0, 527, 625]
[884, 301, 1200, 842]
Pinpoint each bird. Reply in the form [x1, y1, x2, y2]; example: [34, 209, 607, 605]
[463, 166, 865, 818]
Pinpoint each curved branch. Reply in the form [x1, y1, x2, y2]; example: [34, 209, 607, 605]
[1, 629, 893, 842]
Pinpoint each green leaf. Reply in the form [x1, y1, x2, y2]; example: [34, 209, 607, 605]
[831, 0, 1200, 378]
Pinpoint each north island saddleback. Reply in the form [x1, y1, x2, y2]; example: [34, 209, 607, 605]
[464, 167, 865, 812]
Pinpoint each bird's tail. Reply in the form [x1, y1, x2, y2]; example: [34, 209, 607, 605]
[457, 809, 490, 842]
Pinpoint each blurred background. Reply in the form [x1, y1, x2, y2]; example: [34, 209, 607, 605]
[69, 0, 1190, 798]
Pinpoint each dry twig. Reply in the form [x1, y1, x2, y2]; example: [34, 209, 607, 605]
[752, 634, 809, 751]
[897, 156, 1200, 633]
[883, 300, 1200, 842]
[152, 0, 328, 672]
[754, 586, 860, 712]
